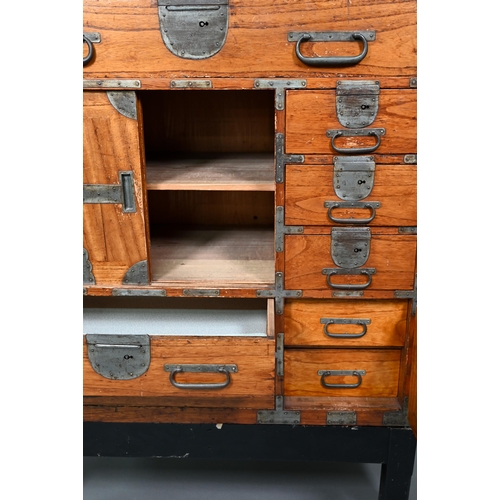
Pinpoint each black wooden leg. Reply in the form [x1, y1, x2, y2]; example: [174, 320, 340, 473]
[378, 428, 416, 500]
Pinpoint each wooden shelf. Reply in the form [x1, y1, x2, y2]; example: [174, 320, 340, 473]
[150, 226, 275, 288]
[146, 154, 275, 191]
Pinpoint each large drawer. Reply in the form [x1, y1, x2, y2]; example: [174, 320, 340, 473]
[83, 297, 275, 408]
[284, 349, 400, 398]
[284, 230, 416, 292]
[285, 89, 416, 155]
[285, 163, 416, 227]
[284, 299, 407, 347]
[83, 0, 416, 79]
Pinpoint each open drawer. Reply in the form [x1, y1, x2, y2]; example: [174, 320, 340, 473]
[83, 297, 275, 408]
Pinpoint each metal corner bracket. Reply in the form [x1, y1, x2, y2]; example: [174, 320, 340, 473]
[256, 272, 302, 315]
[254, 79, 307, 110]
[383, 398, 410, 426]
[276, 206, 303, 252]
[257, 396, 300, 425]
[275, 133, 304, 184]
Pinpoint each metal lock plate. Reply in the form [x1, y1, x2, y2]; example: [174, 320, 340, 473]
[331, 227, 371, 268]
[336, 80, 380, 128]
[333, 156, 375, 200]
[158, 0, 229, 60]
[86, 334, 150, 380]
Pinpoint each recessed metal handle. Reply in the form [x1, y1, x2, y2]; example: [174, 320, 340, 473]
[328, 129, 384, 154]
[318, 370, 366, 388]
[83, 34, 94, 66]
[320, 318, 370, 338]
[164, 364, 237, 390]
[294, 33, 369, 67]
[324, 201, 380, 224]
[323, 268, 375, 290]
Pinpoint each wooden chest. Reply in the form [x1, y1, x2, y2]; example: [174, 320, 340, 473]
[83, 0, 417, 430]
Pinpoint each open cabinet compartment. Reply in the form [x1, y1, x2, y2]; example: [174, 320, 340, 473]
[139, 90, 276, 288]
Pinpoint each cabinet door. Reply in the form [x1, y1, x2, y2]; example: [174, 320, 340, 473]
[83, 91, 149, 287]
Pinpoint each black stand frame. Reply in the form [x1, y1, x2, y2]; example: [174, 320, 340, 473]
[84, 423, 416, 500]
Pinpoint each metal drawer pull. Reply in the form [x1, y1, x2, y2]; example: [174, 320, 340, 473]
[290, 32, 371, 67]
[83, 34, 94, 66]
[320, 318, 370, 338]
[324, 201, 380, 224]
[318, 370, 366, 388]
[327, 129, 385, 154]
[164, 364, 237, 390]
[322, 268, 375, 290]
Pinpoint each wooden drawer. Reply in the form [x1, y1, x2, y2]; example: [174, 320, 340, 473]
[83, 0, 416, 79]
[284, 299, 407, 347]
[285, 163, 416, 227]
[285, 90, 416, 155]
[284, 230, 416, 292]
[284, 349, 400, 398]
[83, 297, 275, 408]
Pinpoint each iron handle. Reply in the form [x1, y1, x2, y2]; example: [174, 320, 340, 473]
[330, 130, 382, 154]
[318, 370, 366, 388]
[294, 33, 369, 67]
[83, 34, 94, 66]
[167, 365, 234, 390]
[324, 269, 374, 290]
[324, 201, 380, 224]
[320, 318, 370, 339]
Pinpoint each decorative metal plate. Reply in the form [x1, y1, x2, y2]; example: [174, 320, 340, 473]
[83, 248, 95, 285]
[333, 156, 376, 200]
[257, 396, 301, 425]
[86, 334, 150, 380]
[158, 0, 229, 60]
[331, 227, 371, 268]
[336, 80, 380, 128]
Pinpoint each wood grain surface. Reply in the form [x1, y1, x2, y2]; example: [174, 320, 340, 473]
[284, 299, 408, 347]
[285, 164, 416, 226]
[83, 0, 416, 79]
[83, 91, 149, 285]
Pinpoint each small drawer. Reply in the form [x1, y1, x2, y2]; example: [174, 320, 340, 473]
[285, 163, 416, 227]
[83, 297, 275, 408]
[285, 90, 416, 155]
[284, 230, 416, 292]
[284, 299, 407, 347]
[284, 349, 400, 398]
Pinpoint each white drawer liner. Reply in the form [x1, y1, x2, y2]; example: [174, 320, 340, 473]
[83, 307, 267, 337]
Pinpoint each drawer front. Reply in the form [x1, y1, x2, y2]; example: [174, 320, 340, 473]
[285, 90, 416, 155]
[83, 337, 275, 407]
[83, 0, 416, 79]
[284, 233, 416, 291]
[285, 164, 416, 227]
[284, 299, 407, 347]
[284, 349, 400, 397]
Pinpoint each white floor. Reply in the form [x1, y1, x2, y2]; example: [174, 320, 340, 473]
[83, 453, 417, 500]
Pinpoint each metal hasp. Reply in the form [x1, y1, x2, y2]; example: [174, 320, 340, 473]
[276, 206, 303, 252]
[275, 133, 304, 183]
[83, 171, 137, 213]
[254, 79, 307, 110]
[158, 0, 229, 59]
[86, 334, 150, 380]
[336, 81, 380, 128]
[164, 364, 237, 390]
[257, 396, 301, 425]
[256, 272, 302, 315]
[288, 31, 375, 67]
[322, 227, 376, 290]
[83, 248, 95, 285]
[326, 128, 385, 154]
